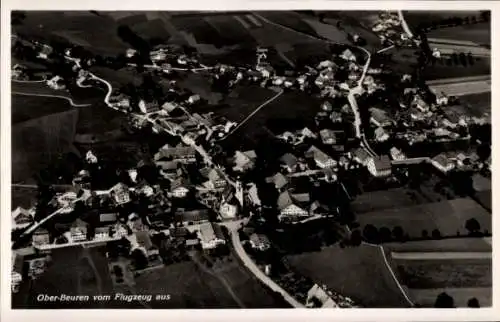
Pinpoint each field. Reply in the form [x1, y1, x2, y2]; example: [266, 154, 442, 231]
[76, 102, 126, 135]
[255, 11, 321, 38]
[12, 94, 75, 124]
[89, 66, 142, 88]
[133, 261, 240, 308]
[351, 188, 420, 214]
[11, 186, 38, 208]
[13, 11, 129, 56]
[457, 92, 491, 120]
[356, 198, 491, 239]
[402, 11, 483, 32]
[286, 244, 410, 307]
[408, 287, 491, 307]
[13, 246, 116, 308]
[427, 23, 490, 46]
[423, 58, 490, 80]
[394, 258, 491, 289]
[429, 79, 491, 96]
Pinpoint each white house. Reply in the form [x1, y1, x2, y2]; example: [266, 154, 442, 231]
[307, 145, 337, 169]
[431, 154, 455, 173]
[367, 155, 392, 177]
[340, 49, 356, 62]
[219, 201, 238, 219]
[277, 191, 309, 222]
[47, 76, 66, 90]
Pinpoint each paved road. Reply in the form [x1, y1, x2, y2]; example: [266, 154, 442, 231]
[398, 11, 414, 39]
[12, 91, 91, 107]
[226, 225, 305, 308]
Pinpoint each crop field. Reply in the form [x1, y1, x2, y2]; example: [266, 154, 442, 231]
[133, 261, 240, 308]
[13, 246, 115, 308]
[408, 287, 492, 307]
[457, 92, 491, 119]
[429, 79, 491, 97]
[204, 16, 257, 46]
[286, 244, 410, 307]
[356, 198, 491, 239]
[423, 58, 490, 80]
[90, 66, 142, 88]
[427, 22, 490, 46]
[351, 188, 420, 214]
[130, 19, 171, 44]
[76, 102, 126, 134]
[171, 16, 226, 47]
[428, 42, 490, 57]
[394, 258, 491, 289]
[13, 11, 128, 55]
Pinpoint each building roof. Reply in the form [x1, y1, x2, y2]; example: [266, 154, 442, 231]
[432, 153, 453, 167]
[174, 209, 210, 223]
[319, 129, 336, 143]
[135, 231, 153, 250]
[267, 173, 288, 190]
[207, 168, 225, 182]
[307, 145, 333, 164]
[353, 148, 371, 162]
[155, 145, 196, 161]
[369, 107, 393, 125]
[100, 213, 118, 223]
[280, 153, 298, 168]
[171, 176, 191, 191]
[249, 233, 270, 245]
[212, 223, 225, 240]
[372, 155, 391, 171]
[277, 191, 310, 210]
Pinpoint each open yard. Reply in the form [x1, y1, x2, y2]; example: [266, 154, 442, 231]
[408, 287, 491, 308]
[356, 198, 491, 239]
[457, 92, 491, 121]
[384, 238, 491, 253]
[286, 244, 410, 307]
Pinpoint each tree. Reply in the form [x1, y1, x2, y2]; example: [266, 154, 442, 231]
[459, 53, 468, 67]
[421, 229, 429, 239]
[451, 53, 459, 65]
[392, 226, 404, 242]
[434, 292, 455, 308]
[349, 230, 362, 246]
[379, 227, 392, 243]
[467, 297, 480, 308]
[131, 249, 148, 270]
[363, 224, 379, 244]
[431, 229, 442, 239]
[465, 218, 481, 235]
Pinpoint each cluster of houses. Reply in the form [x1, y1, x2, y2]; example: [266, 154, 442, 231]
[306, 283, 359, 308]
[371, 11, 414, 46]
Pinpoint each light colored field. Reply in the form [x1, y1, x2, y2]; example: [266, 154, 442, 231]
[408, 287, 492, 307]
[391, 252, 491, 260]
[429, 80, 490, 96]
[385, 238, 491, 253]
[430, 42, 491, 57]
[352, 188, 418, 214]
[428, 37, 481, 47]
[427, 75, 490, 85]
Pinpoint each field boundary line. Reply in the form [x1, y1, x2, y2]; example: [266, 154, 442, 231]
[378, 245, 416, 307]
[12, 91, 91, 107]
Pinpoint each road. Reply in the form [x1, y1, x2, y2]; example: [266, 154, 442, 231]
[398, 10, 414, 39]
[12, 91, 91, 107]
[221, 89, 284, 140]
[224, 224, 305, 308]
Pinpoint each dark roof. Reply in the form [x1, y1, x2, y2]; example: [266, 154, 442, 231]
[211, 223, 225, 240]
[135, 231, 153, 250]
[280, 153, 298, 168]
[100, 213, 118, 223]
[373, 155, 391, 170]
[169, 227, 188, 237]
[267, 173, 288, 189]
[174, 209, 210, 223]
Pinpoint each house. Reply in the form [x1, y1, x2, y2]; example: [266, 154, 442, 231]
[207, 168, 227, 189]
[247, 183, 262, 207]
[12, 253, 24, 293]
[37, 44, 53, 59]
[431, 153, 455, 173]
[306, 284, 338, 308]
[150, 50, 167, 61]
[70, 219, 88, 242]
[330, 111, 342, 123]
[171, 177, 191, 198]
[187, 222, 226, 250]
[367, 155, 392, 177]
[319, 129, 337, 145]
[413, 97, 429, 112]
[249, 233, 271, 251]
[352, 148, 372, 166]
[135, 231, 159, 257]
[187, 94, 201, 105]
[100, 213, 118, 225]
[277, 191, 309, 222]
[390, 147, 406, 161]
[154, 144, 197, 163]
[47, 75, 66, 90]
[174, 209, 210, 226]
[307, 146, 337, 169]
[94, 226, 110, 240]
[126, 48, 137, 58]
[280, 153, 299, 173]
[369, 107, 393, 127]
[11, 207, 34, 230]
[138, 100, 160, 114]
[219, 201, 238, 219]
[374, 127, 390, 142]
[110, 183, 131, 205]
[309, 200, 332, 215]
[266, 172, 289, 191]
[233, 150, 257, 172]
[435, 93, 449, 105]
[340, 49, 356, 62]
[32, 228, 50, 246]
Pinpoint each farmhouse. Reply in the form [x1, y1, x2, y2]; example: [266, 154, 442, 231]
[306, 284, 338, 308]
[12, 206, 34, 230]
[352, 148, 372, 166]
[306, 145, 336, 169]
[70, 219, 88, 242]
[139, 100, 160, 114]
[277, 191, 310, 222]
[170, 177, 191, 198]
[233, 150, 257, 172]
[280, 153, 299, 173]
[267, 172, 289, 191]
[187, 222, 226, 250]
[367, 155, 392, 177]
[110, 183, 131, 205]
[369, 107, 393, 127]
[32, 228, 50, 246]
[174, 209, 210, 226]
[431, 153, 455, 173]
[154, 144, 197, 164]
[249, 233, 271, 251]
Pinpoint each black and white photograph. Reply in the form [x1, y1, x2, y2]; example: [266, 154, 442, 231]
[4, 3, 494, 315]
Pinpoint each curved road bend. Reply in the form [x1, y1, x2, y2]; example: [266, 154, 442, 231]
[12, 91, 91, 108]
[229, 229, 305, 308]
[398, 11, 415, 39]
